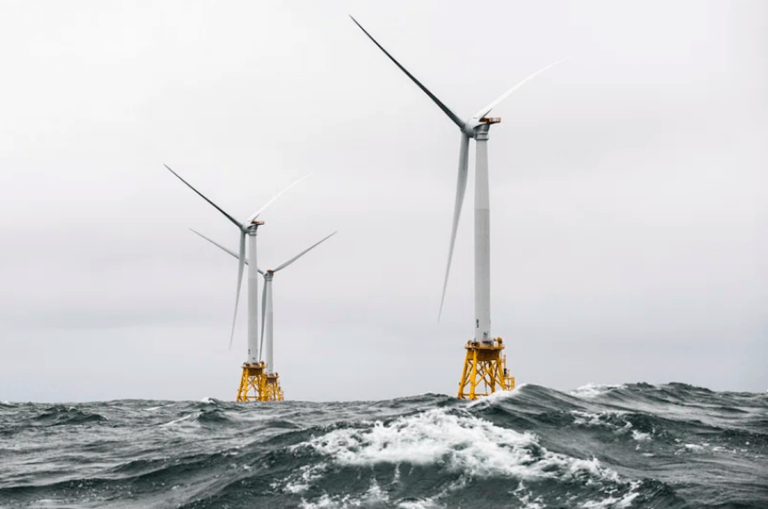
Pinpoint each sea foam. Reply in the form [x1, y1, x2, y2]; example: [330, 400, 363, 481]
[569, 383, 623, 398]
[308, 409, 618, 482]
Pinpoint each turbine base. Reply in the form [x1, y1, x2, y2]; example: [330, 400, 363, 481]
[457, 338, 515, 400]
[235, 362, 284, 402]
[263, 373, 284, 402]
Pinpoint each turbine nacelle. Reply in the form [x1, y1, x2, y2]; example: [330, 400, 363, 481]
[248, 220, 265, 232]
[461, 117, 502, 136]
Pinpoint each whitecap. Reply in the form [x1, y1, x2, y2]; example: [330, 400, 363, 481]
[571, 410, 607, 427]
[513, 481, 545, 509]
[299, 493, 336, 509]
[160, 414, 193, 427]
[467, 384, 527, 408]
[581, 480, 641, 508]
[306, 409, 619, 482]
[569, 383, 622, 398]
[283, 464, 327, 494]
[631, 430, 651, 442]
[681, 443, 706, 453]
[570, 410, 653, 444]
[397, 498, 445, 509]
[299, 478, 390, 508]
[570, 410, 628, 428]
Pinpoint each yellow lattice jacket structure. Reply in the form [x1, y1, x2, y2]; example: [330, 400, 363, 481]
[457, 338, 515, 400]
[236, 362, 283, 402]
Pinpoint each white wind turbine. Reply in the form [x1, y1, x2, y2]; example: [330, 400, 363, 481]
[190, 229, 337, 374]
[350, 17, 565, 344]
[163, 164, 309, 363]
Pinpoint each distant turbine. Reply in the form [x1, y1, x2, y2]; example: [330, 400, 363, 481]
[190, 230, 337, 375]
[350, 17, 566, 343]
[259, 232, 337, 374]
[163, 164, 309, 364]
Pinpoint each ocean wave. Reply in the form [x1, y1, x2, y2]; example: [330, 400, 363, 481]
[569, 410, 662, 442]
[306, 408, 620, 483]
[1, 385, 766, 509]
[570, 383, 624, 399]
[297, 479, 391, 509]
[32, 405, 107, 426]
[157, 408, 234, 428]
[287, 406, 686, 508]
[159, 413, 194, 427]
[466, 385, 526, 408]
[196, 407, 231, 425]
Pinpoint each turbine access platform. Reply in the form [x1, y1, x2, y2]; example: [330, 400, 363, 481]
[236, 362, 284, 402]
[457, 338, 515, 400]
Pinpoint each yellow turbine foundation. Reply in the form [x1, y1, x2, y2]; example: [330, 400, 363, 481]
[237, 361, 283, 401]
[236, 362, 266, 402]
[236, 362, 284, 402]
[457, 338, 515, 400]
[263, 374, 284, 402]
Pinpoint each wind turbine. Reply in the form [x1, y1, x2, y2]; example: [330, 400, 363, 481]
[163, 165, 309, 400]
[350, 17, 565, 398]
[190, 229, 336, 398]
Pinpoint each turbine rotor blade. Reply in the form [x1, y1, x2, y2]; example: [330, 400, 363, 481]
[470, 57, 569, 122]
[273, 231, 337, 273]
[349, 16, 465, 130]
[229, 232, 246, 349]
[189, 229, 242, 262]
[259, 278, 267, 361]
[438, 133, 470, 321]
[189, 229, 263, 273]
[246, 174, 313, 224]
[163, 164, 243, 229]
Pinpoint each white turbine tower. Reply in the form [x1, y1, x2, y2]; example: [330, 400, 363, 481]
[190, 229, 336, 395]
[258, 232, 337, 376]
[350, 17, 565, 398]
[163, 165, 308, 401]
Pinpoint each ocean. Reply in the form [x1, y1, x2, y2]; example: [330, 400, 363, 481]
[1, 383, 766, 508]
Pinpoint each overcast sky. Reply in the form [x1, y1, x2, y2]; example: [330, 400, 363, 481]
[1, 0, 765, 402]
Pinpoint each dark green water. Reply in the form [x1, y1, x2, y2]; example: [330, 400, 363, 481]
[1, 383, 766, 508]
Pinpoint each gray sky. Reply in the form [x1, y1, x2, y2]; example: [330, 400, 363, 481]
[1, 0, 765, 401]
